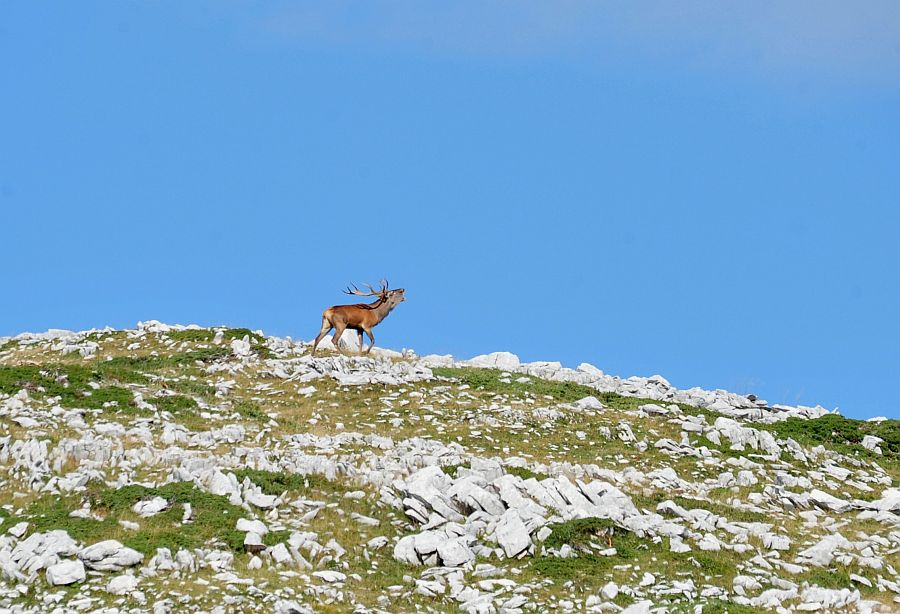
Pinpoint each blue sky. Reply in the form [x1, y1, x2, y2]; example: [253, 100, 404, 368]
[2, 3, 898, 419]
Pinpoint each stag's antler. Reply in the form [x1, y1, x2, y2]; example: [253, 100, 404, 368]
[343, 280, 388, 297]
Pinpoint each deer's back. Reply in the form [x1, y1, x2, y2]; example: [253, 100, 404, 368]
[324, 304, 375, 327]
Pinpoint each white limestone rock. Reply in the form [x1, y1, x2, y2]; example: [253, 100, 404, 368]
[8, 522, 28, 538]
[467, 352, 520, 370]
[106, 574, 139, 595]
[861, 435, 883, 454]
[236, 518, 269, 535]
[132, 497, 169, 517]
[494, 510, 531, 558]
[437, 537, 476, 567]
[796, 533, 852, 567]
[393, 535, 419, 565]
[78, 540, 144, 571]
[573, 396, 605, 410]
[268, 542, 292, 565]
[600, 581, 619, 600]
[45, 559, 85, 586]
[312, 570, 346, 583]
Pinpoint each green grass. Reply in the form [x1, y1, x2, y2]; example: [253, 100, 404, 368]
[25, 494, 118, 543]
[543, 517, 618, 550]
[152, 394, 199, 414]
[532, 517, 741, 587]
[99, 482, 247, 553]
[0, 350, 231, 411]
[0, 364, 136, 410]
[168, 327, 266, 345]
[150, 394, 204, 428]
[432, 367, 603, 403]
[232, 468, 333, 495]
[694, 601, 770, 614]
[431, 367, 712, 418]
[441, 463, 469, 477]
[505, 466, 548, 481]
[631, 493, 768, 523]
[167, 378, 217, 398]
[167, 328, 274, 359]
[102, 348, 230, 371]
[231, 399, 268, 422]
[24, 481, 254, 555]
[762, 414, 900, 460]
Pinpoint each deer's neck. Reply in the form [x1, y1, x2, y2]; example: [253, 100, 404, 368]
[371, 301, 395, 325]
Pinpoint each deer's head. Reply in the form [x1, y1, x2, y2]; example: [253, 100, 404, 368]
[385, 287, 405, 307]
[343, 279, 405, 307]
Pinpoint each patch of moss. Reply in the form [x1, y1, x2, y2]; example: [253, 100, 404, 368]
[263, 529, 291, 547]
[232, 468, 333, 496]
[166, 328, 273, 359]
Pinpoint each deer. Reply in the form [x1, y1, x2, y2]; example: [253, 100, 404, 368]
[311, 279, 406, 355]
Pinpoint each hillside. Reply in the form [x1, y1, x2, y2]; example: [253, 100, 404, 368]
[0, 321, 898, 614]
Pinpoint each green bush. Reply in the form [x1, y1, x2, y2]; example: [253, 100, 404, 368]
[232, 468, 332, 495]
[766, 414, 900, 459]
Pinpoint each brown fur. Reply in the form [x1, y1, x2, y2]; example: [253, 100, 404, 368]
[312, 283, 406, 355]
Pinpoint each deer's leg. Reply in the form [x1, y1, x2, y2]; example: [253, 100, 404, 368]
[364, 329, 375, 355]
[357, 330, 365, 355]
[331, 322, 347, 355]
[312, 317, 333, 354]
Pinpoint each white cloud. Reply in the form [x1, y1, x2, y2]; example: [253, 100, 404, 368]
[255, 1, 900, 86]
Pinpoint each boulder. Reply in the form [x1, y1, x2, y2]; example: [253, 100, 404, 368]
[268, 542, 292, 565]
[573, 396, 605, 410]
[236, 518, 269, 535]
[45, 559, 85, 585]
[393, 535, 419, 565]
[106, 574, 139, 595]
[132, 497, 169, 517]
[494, 510, 531, 558]
[861, 435, 883, 454]
[437, 537, 475, 567]
[467, 352, 520, 370]
[78, 540, 144, 571]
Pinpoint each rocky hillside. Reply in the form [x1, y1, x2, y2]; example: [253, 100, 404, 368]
[0, 322, 898, 614]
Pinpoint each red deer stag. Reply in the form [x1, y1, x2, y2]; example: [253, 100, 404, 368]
[312, 280, 406, 355]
